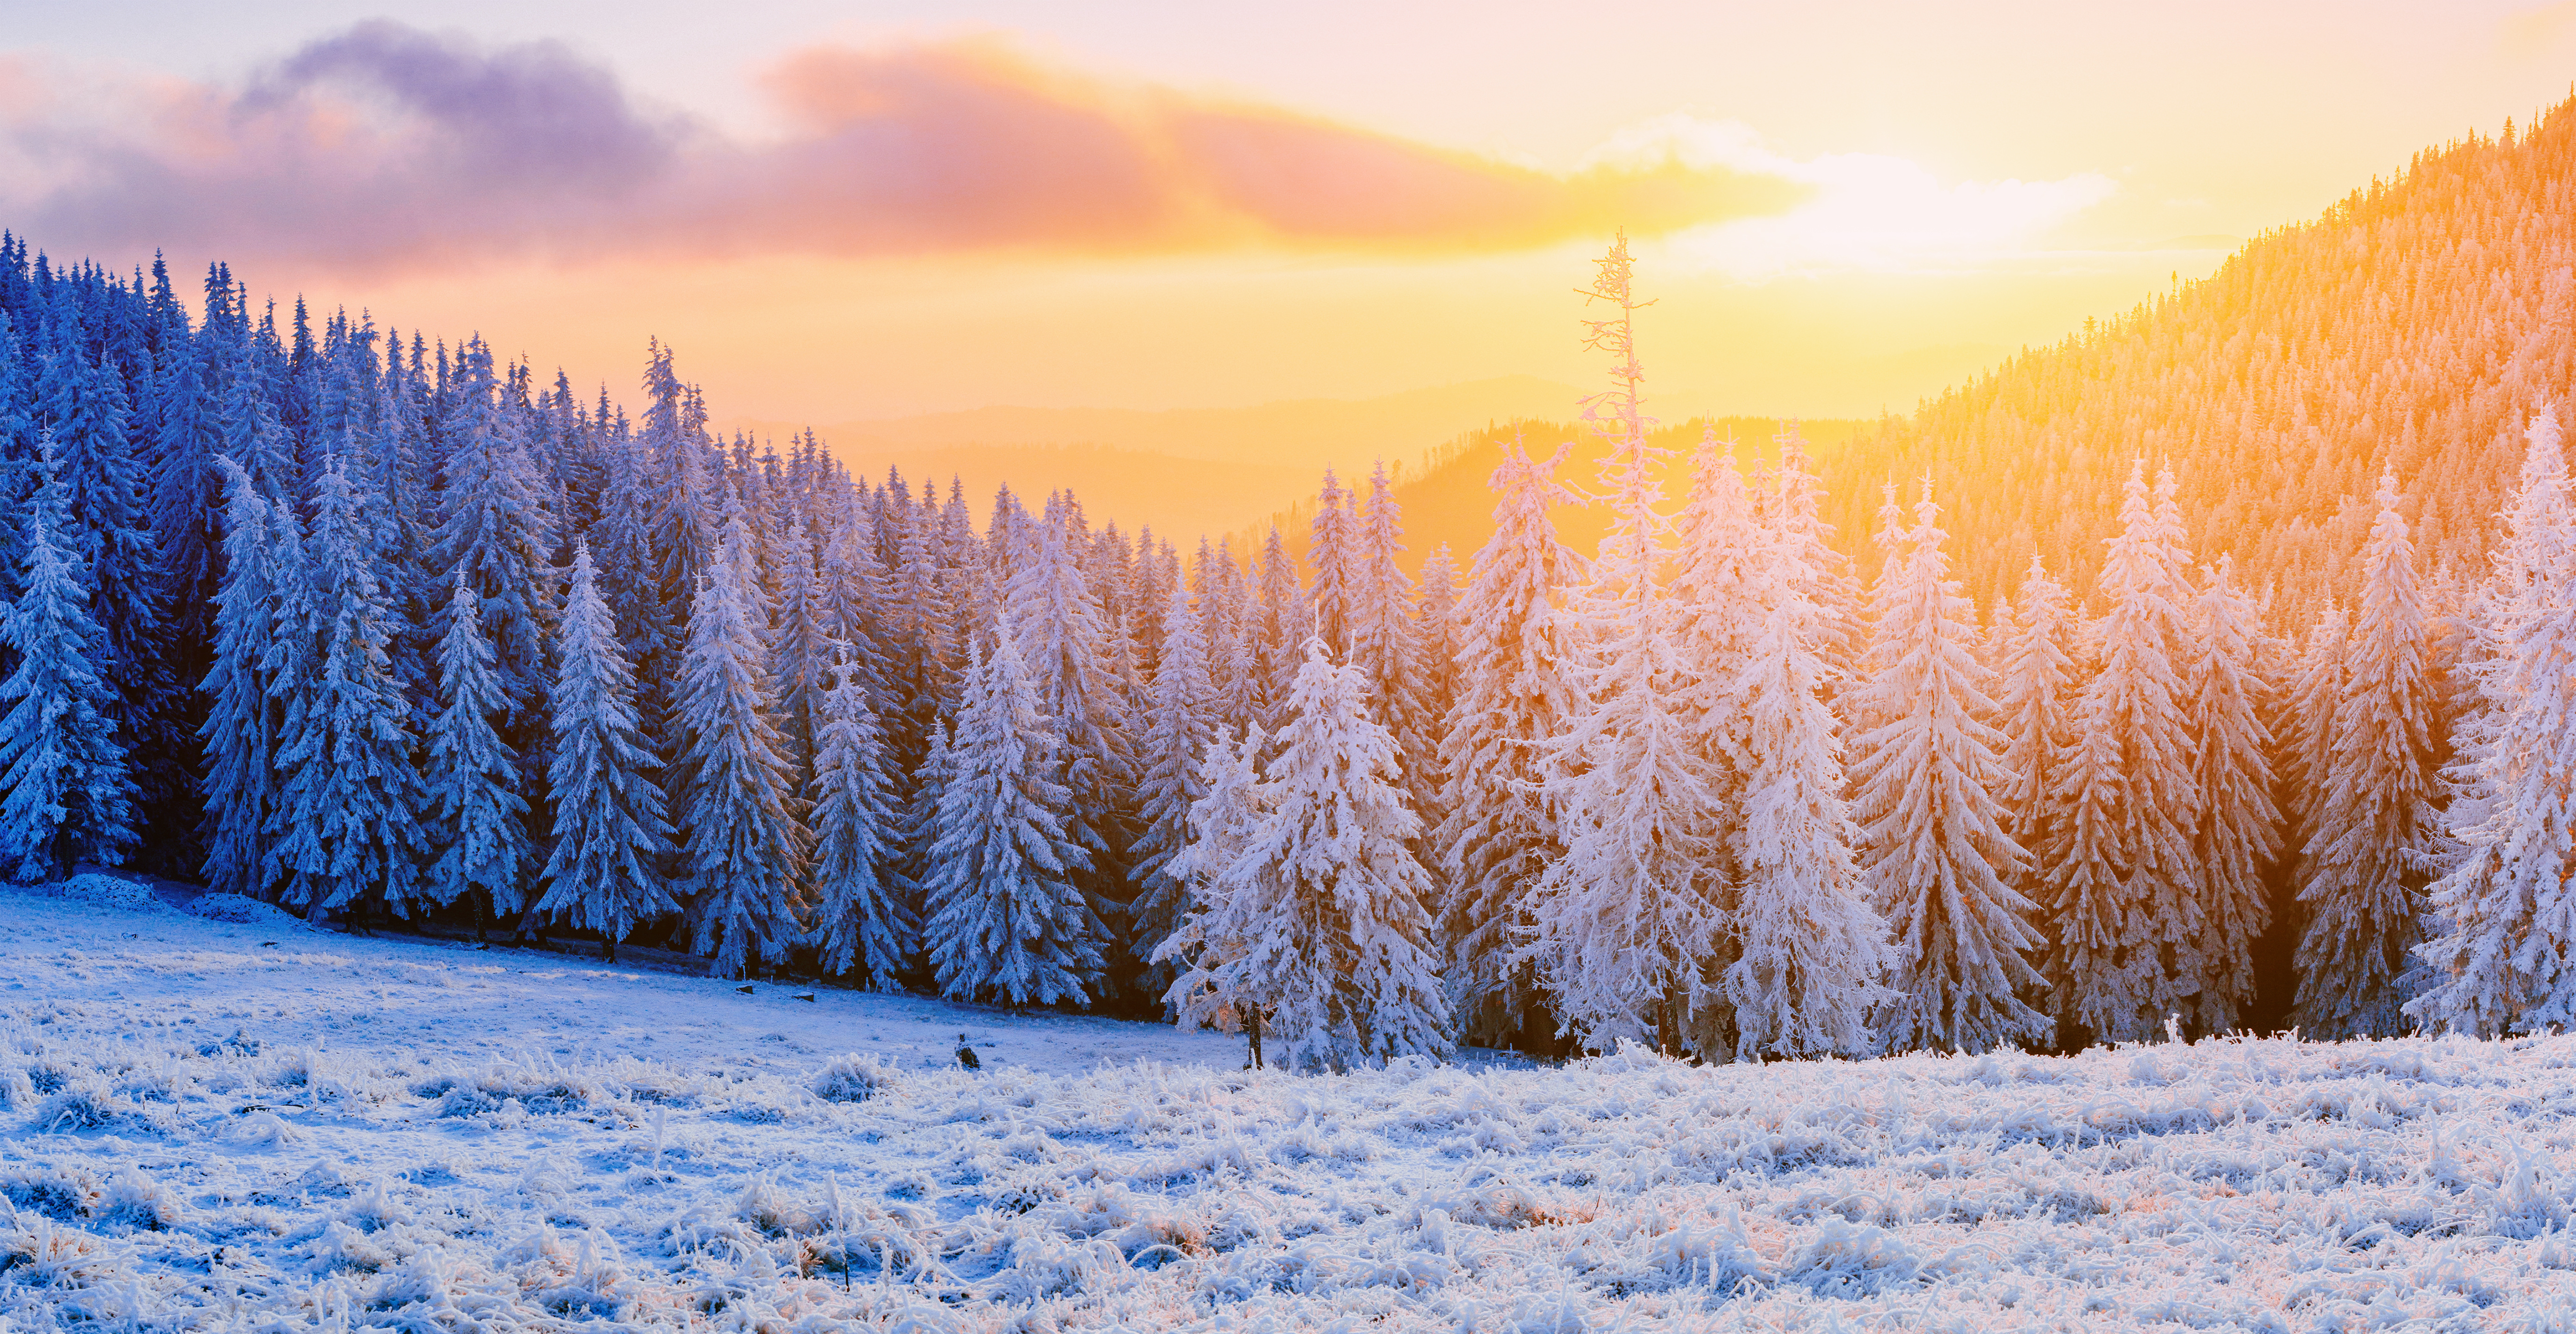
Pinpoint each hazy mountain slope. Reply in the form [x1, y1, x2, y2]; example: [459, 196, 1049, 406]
[1249, 416, 1875, 574]
[735, 376, 1586, 538]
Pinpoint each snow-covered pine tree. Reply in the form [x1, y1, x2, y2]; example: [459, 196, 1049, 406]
[422, 572, 531, 920]
[1762, 420, 1865, 690]
[2044, 460, 2202, 1043]
[1154, 727, 1268, 1053]
[807, 648, 914, 988]
[1251, 525, 1307, 728]
[43, 346, 169, 835]
[1008, 503, 1139, 975]
[1845, 485, 2043, 1054]
[1185, 641, 1447, 1070]
[1668, 428, 1769, 887]
[1414, 543, 1461, 748]
[2410, 411, 2576, 1035]
[899, 719, 954, 897]
[266, 457, 427, 922]
[1994, 557, 2079, 888]
[2280, 604, 2350, 856]
[1722, 480, 1893, 1061]
[2295, 472, 2441, 1037]
[1435, 436, 1585, 1046]
[1128, 575, 1218, 985]
[2182, 556, 2279, 1033]
[768, 515, 835, 790]
[1347, 462, 1436, 808]
[1528, 238, 1731, 1056]
[921, 625, 1104, 1006]
[531, 542, 677, 958]
[0, 441, 137, 881]
[199, 458, 285, 899]
[1307, 470, 1355, 656]
[431, 340, 556, 777]
[673, 499, 809, 979]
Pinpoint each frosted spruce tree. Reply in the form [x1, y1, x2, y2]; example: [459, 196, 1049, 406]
[422, 572, 531, 921]
[2280, 604, 2350, 856]
[674, 501, 808, 979]
[1721, 488, 1893, 1061]
[2411, 411, 2576, 1035]
[768, 516, 836, 788]
[2183, 556, 2279, 1033]
[807, 649, 915, 989]
[1414, 543, 1461, 753]
[1307, 470, 1355, 655]
[0, 442, 137, 881]
[1994, 557, 2079, 907]
[1669, 429, 1771, 890]
[432, 340, 557, 773]
[1128, 576, 1219, 981]
[1183, 641, 1447, 1071]
[922, 626, 1104, 1006]
[1435, 436, 1585, 1045]
[1007, 507, 1137, 957]
[531, 544, 676, 958]
[2296, 472, 2441, 1037]
[1844, 486, 2043, 1054]
[2045, 461, 2202, 1043]
[1528, 237, 1730, 1056]
[267, 458, 427, 923]
[1154, 728, 1270, 1058]
[1349, 461, 1430, 804]
[44, 347, 168, 831]
[1249, 526, 1307, 731]
[199, 459, 285, 899]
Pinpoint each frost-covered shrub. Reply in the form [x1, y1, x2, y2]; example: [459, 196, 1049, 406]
[95, 1170, 185, 1232]
[32, 1083, 170, 1136]
[811, 1053, 900, 1104]
[185, 892, 306, 928]
[416, 1061, 598, 1117]
[22, 875, 169, 915]
[194, 1029, 261, 1058]
[0, 1165, 99, 1222]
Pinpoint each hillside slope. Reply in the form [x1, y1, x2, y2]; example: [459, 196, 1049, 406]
[1827, 100, 2576, 612]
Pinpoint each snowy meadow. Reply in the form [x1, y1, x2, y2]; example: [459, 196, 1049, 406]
[9, 887, 2576, 1333]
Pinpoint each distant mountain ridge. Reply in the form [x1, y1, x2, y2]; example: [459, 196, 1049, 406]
[725, 376, 1589, 540]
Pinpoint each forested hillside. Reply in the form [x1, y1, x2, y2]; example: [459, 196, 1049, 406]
[1823, 99, 2576, 612]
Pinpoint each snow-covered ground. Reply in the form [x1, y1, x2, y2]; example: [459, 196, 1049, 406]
[6, 884, 2576, 1331]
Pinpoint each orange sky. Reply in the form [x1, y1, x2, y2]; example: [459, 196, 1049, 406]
[9, 2, 2576, 427]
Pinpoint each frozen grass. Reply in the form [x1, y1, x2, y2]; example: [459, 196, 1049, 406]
[5, 885, 2576, 1330]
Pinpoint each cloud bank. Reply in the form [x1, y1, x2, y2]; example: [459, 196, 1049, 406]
[0, 23, 1804, 273]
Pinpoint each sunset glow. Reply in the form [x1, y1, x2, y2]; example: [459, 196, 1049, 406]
[15, 7, 2576, 1329]
[8, 1, 2572, 429]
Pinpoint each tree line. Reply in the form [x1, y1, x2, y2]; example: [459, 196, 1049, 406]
[0, 228, 2565, 1070]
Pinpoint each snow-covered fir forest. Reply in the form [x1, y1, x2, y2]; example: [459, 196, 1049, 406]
[7, 103, 2576, 1077]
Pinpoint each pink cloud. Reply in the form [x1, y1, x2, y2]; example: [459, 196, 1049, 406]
[0, 24, 1803, 274]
